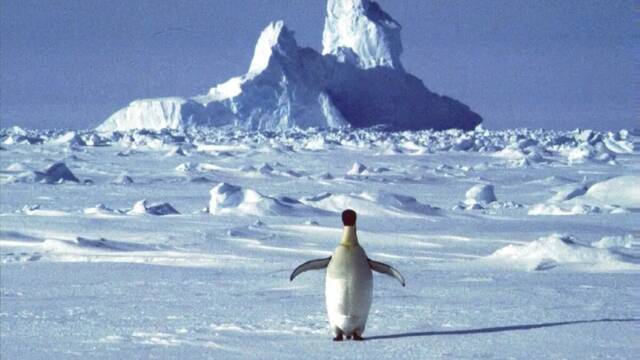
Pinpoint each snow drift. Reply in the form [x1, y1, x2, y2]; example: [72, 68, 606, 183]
[486, 234, 638, 271]
[301, 191, 440, 217]
[98, 0, 482, 132]
[528, 175, 640, 215]
[582, 175, 640, 209]
[11, 236, 251, 268]
[208, 182, 319, 216]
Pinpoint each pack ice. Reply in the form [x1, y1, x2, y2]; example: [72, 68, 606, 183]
[97, 0, 482, 132]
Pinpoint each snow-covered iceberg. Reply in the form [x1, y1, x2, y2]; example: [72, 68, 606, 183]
[98, 0, 482, 132]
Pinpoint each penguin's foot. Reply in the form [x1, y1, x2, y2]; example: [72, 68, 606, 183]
[352, 333, 364, 341]
[332, 333, 344, 342]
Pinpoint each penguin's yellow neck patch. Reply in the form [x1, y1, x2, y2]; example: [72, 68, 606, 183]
[340, 226, 359, 248]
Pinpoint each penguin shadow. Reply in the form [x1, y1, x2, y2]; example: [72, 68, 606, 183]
[366, 318, 640, 341]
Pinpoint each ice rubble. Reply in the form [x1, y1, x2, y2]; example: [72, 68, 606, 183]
[112, 174, 134, 185]
[464, 184, 497, 206]
[50, 131, 86, 146]
[83, 204, 123, 216]
[1, 126, 637, 167]
[458, 183, 523, 211]
[38, 162, 80, 183]
[21, 204, 69, 217]
[2, 128, 107, 147]
[195, 161, 303, 179]
[1, 126, 44, 145]
[347, 162, 369, 176]
[3, 162, 81, 184]
[165, 146, 189, 157]
[97, 0, 482, 132]
[175, 162, 196, 173]
[128, 200, 180, 216]
[3, 125, 638, 160]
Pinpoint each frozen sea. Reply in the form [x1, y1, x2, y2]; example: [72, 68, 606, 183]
[1, 127, 639, 359]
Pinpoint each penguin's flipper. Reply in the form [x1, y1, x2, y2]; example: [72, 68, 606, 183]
[289, 257, 332, 281]
[368, 259, 406, 287]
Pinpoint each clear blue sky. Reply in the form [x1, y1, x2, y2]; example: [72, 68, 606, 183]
[1, 0, 637, 130]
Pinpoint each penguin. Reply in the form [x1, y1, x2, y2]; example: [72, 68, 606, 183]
[290, 209, 405, 341]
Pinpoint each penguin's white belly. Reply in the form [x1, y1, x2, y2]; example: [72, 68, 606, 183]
[325, 246, 373, 335]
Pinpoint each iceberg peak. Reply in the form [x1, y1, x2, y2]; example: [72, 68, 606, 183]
[248, 21, 299, 75]
[322, 0, 404, 71]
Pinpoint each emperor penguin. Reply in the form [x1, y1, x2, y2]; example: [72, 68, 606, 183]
[290, 209, 405, 341]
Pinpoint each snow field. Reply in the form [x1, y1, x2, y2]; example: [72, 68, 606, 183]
[1, 125, 639, 358]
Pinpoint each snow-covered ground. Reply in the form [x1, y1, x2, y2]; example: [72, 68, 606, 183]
[1, 126, 639, 358]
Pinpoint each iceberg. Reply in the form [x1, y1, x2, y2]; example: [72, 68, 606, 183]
[98, 0, 482, 132]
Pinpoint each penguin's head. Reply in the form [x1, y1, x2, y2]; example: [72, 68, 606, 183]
[342, 209, 357, 227]
[340, 209, 358, 247]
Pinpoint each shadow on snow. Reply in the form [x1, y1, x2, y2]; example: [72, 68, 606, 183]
[366, 318, 639, 341]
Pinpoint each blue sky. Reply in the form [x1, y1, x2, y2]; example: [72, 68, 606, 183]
[1, 0, 637, 130]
